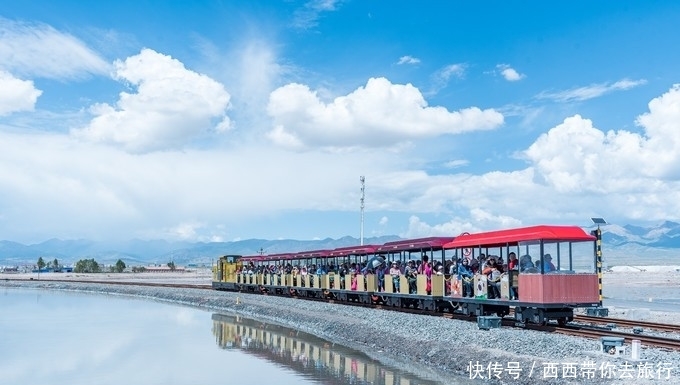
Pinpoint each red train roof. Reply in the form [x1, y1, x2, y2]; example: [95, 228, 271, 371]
[328, 245, 379, 257]
[377, 237, 455, 253]
[443, 225, 595, 249]
[261, 253, 294, 262]
[292, 249, 332, 258]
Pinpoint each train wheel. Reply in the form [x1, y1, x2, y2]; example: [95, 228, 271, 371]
[557, 317, 568, 327]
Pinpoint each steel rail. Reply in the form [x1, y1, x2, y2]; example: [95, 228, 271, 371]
[574, 314, 680, 334]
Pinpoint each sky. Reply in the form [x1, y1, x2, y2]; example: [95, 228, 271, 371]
[1, 1, 680, 244]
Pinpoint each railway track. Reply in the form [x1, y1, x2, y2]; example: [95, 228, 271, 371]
[574, 314, 680, 334]
[533, 324, 680, 351]
[7, 278, 680, 351]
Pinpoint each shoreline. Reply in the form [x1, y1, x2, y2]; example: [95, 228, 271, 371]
[3, 278, 679, 384]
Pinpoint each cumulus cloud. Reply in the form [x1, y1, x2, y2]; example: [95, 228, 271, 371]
[266, 77, 503, 149]
[397, 55, 421, 65]
[0, 71, 42, 116]
[526, 84, 680, 193]
[0, 17, 109, 79]
[537, 78, 647, 102]
[292, 0, 342, 30]
[496, 64, 525, 81]
[71, 49, 231, 153]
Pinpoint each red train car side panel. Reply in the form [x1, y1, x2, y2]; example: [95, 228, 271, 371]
[519, 274, 599, 303]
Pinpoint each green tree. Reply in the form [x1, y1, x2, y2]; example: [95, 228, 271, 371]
[114, 259, 126, 273]
[37, 257, 46, 271]
[167, 261, 176, 271]
[53, 258, 59, 270]
[74, 258, 100, 273]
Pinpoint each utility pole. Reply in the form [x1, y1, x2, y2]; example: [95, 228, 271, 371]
[360, 176, 365, 246]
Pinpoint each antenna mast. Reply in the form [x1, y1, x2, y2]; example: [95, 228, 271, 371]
[360, 176, 365, 246]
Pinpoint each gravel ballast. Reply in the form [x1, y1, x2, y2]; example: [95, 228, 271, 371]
[2, 280, 679, 385]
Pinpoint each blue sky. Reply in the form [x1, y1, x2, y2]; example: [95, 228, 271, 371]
[1, 1, 680, 244]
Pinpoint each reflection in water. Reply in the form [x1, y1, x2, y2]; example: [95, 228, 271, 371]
[212, 314, 443, 385]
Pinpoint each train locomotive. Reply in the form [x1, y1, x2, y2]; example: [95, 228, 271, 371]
[213, 225, 603, 325]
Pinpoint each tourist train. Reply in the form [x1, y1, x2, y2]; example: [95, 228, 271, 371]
[212, 225, 604, 325]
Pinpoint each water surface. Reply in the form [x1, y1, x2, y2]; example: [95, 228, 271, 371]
[0, 288, 447, 385]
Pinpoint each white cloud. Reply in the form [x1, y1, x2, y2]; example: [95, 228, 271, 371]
[397, 55, 421, 65]
[403, 212, 520, 238]
[537, 78, 647, 102]
[266, 77, 503, 149]
[292, 0, 342, 30]
[0, 71, 42, 116]
[379, 216, 388, 226]
[496, 64, 525, 81]
[520, 84, 680, 221]
[0, 18, 110, 79]
[71, 49, 231, 153]
[429, 63, 466, 94]
[526, 85, 680, 192]
[444, 159, 469, 169]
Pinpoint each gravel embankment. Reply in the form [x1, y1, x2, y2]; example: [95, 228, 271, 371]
[2, 280, 678, 385]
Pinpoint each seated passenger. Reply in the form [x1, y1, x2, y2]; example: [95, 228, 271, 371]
[519, 255, 535, 272]
[487, 265, 501, 299]
[457, 259, 474, 297]
[508, 252, 518, 270]
[543, 254, 556, 272]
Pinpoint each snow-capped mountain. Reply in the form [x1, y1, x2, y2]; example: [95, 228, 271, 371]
[600, 221, 680, 248]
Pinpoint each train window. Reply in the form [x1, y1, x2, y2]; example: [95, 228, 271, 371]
[568, 241, 596, 273]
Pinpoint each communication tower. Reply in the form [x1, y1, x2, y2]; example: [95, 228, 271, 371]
[360, 176, 365, 246]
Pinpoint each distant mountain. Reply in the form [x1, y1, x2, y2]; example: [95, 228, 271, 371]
[599, 221, 680, 248]
[3, 221, 680, 268]
[0, 235, 400, 267]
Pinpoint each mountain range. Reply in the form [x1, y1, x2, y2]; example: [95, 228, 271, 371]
[2, 221, 680, 268]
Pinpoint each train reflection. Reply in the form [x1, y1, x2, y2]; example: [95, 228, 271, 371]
[211, 314, 441, 385]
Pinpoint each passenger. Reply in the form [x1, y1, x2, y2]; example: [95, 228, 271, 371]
[376, 264, 386, 292]
[350, 270, 358, 291]
[405, 260, 418, 294]
[482, 259, 494, 275]
[447, 259, 457, 277]
[519, 255, 535, 272]
[508, 252, 519, 270]
[457, 259, 474, 297]
[390, 262, 401, 292]
[469, 255, 479, 274]
[419, 255, 432, 295]
[339, 264, 347, 289]
[488, 264, 502, 299]
[543, 254, 556, 272]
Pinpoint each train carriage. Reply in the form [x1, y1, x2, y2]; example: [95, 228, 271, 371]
[443, 225, 601, 324]
[375, 237, 454, 310]
[325, 245, 379, 303]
